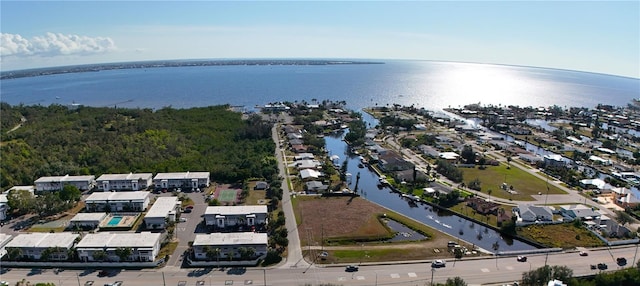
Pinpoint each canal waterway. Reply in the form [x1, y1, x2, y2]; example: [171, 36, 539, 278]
[324, 133, 538, 253]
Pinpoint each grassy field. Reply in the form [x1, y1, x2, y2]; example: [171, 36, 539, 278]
[293, 195, 485, 263]
[518, 223, 604, 248]
[461, 164, 566, 201]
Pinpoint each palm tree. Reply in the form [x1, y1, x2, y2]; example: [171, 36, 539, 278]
[115, 247, 133, 262]
[6, 247, 22, 261]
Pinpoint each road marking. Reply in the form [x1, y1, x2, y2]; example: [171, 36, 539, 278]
[390, 273, 400, 278]
[338, 277, 347, 281]
[408, 272, 417, 277]
[505, 266, 514, 270]
[481, 268, 490, 273]
[356, 276, 365, 280]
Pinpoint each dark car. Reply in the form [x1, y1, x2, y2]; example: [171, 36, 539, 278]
[97, 270, 109, 277]
[617, 257, 627, 266]
[345, 265, 359, 272]
[517, 256, 527, 262]
[597, 263, 608, 270]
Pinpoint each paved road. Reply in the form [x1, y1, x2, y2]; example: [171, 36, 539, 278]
[3, 245, 638, 285]
[272, 123, 310, 270]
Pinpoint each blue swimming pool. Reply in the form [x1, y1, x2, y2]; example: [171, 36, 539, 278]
[107, 216, 123, 226]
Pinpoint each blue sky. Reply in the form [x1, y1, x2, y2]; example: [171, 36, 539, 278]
[1, 1, 638, 78]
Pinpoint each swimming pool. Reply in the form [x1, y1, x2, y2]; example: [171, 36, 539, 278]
[107, 216, 123, 226]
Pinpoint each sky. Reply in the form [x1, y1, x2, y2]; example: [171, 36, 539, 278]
[1, 1, 639, 78]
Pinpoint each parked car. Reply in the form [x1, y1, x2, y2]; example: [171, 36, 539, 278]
[617, 257, 627, 266]
[579, 251, 588, 256]
[517, 256, 527, 262]
[84, 282, 94, 286]
[179, 217, 188, 222]
[97, 270, 109, 277]
[345, 265, 359, 272]
[597, 263, 608, 270]
[431, 260, 446, 268]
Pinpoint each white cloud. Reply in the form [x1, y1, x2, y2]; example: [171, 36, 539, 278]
[1, 32, 116, 57]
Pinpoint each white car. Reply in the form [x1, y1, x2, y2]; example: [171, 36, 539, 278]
[431, 260, 446, 268]
[179, 217, 188, 222]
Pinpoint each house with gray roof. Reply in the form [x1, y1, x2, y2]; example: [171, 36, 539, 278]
[559, 204, 601, 220]
[516, 204, 553, 223]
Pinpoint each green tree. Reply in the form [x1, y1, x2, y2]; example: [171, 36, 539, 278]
[59, 184, 81, 202]
[92, 250, 108, 261]
[114, 247, 133, 262]
[521, 265, 573, 286]
[7, 189, 36, 215]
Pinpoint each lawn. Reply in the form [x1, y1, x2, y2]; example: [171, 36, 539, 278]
[517, 223, 604, 249]
[461, 164, 566, 201]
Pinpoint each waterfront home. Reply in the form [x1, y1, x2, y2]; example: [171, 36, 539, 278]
[3, 232, 79, 261]
[516, 204, 553, 223]
[192, 232, 268, 262]
[378, 151, 414, 172]
[69, 212, 108, 230]
[289, 159, 322, 170]
[75, 232, 162, 262]
[84, 191, 150, 212]
[204, 205, 268, 231]
[299, 169, 323, 180]
[543, 154, 565, 167]
[294, 153, 315, 160]
[144, 196, 181, 230]
[305, 181, 329, 192]
[96, 172, 153, 191]
[34, 175, 96, 192]
[153, 171, 210, 190]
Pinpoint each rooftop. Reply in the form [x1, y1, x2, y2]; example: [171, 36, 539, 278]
[205, 205, 268, 216]
[5, 232, 79, 248]
[85, 191, 150, 202]
[145, 197, 180, 218]
[153, 171, 210, 180]
[193, 232, 268, 246]
[96, 173, 153, 181]
[70, 212, 108, 222]
[75, 232, 161, 248]
[35, 175, 95, 183]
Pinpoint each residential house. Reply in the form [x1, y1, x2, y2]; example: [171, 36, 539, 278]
[378, 151, 414, 172]
[69, 212, 108, 230]
[543, 154, 565, 168]
[438, 152, 460, 161]
[394, 168, 427, 183]
[75, 232, 162, 262]
[299, 169, 323, 181]
[466, 197, 499, 215]
[615, 188, 640, 208]
[418, 145, 439, 158]
[153, 171, 210, 190]
[559, 204, 601, 221]
[305, 181, 329, 192]
[294, 153, 315, 161]
[204, 205, 268, 231]
[84, 191, 150, 212]
[34, 175, 96, 192]
[517, 204, 553, 222]
[96, 173, 153, 191]
[192, 232, 268, 262]
[518, 153, 543, 165]
[4, 232, 79, 261]
[289, 159, 322, 170]
[144, 197, 181, 230]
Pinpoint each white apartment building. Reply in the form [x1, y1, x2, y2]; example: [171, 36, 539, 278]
[85, 191, 150, 212]
[144, 197, 181, 229]
[75, 232, 162, 262]
[96, 173, 153, 191]
[153, 171, 210, 190]
[35, 175, 96, 192]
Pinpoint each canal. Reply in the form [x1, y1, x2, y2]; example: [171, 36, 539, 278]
[325, 133, 538, 253]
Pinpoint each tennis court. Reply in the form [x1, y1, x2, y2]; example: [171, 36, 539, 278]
[217, 189, 239, 203]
